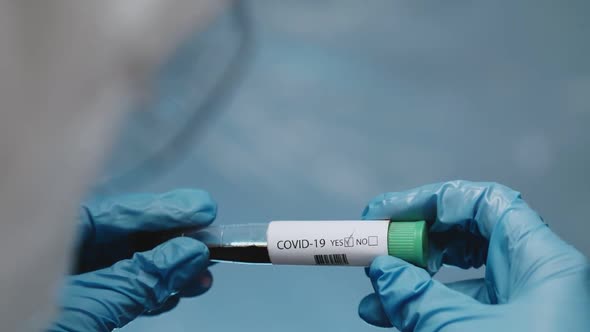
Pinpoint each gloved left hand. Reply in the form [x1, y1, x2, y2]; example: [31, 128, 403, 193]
[48, 189, 217, 332]
[357, 181, 589, 331]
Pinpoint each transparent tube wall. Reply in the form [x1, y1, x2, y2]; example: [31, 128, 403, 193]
[187, 224, 270, 264]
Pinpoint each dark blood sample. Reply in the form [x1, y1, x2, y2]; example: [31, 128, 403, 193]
[208, 245, 271, 264]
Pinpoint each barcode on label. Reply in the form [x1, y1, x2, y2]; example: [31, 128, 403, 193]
[313, 254, 349, 265]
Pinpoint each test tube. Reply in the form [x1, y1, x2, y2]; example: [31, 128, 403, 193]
[185, 220, 428, 267]
[188, 223, 270, 263]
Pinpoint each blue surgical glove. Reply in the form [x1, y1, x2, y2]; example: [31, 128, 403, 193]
[48, 189, 217, 332]
[358, 181, 589, 331]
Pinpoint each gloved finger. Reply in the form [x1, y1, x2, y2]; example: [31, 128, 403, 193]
[360, 275, 491, 324]
[142, 295, 181, 316]
[50, 237, 209, 332]
[369, 256, 483, 331]
[75, 189, 216, 272]
[179, 269, 214, 297]
[142, 270, 213, 316]
[361, 181, 547, 267]
[358, 293, 393, 328]
[361, 181, 537, 238]
[360, 278, 492, 325]
[445, 278, 491, 304]
[80, 189, 217, 243]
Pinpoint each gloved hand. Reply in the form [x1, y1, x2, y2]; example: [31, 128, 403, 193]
[358, 181, 589, 331]
[48, 189, 217, 332]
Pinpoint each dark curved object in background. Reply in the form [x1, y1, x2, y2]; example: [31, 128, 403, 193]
[95, 1, 253, 193]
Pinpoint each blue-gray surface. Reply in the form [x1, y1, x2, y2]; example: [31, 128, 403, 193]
[100, 1, 590, 331]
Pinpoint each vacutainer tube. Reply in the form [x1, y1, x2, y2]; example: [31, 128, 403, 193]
[186, 220, 428, 267]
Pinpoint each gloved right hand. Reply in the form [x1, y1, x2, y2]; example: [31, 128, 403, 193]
[359, 181, 589, 331]
[49, 189, 216, 332]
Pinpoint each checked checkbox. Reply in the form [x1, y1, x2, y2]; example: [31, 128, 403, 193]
[344, 236, 354, 247]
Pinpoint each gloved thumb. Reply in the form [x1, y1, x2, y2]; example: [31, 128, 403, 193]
[362, 256, 484, 331]
[49, 237, 210, 332]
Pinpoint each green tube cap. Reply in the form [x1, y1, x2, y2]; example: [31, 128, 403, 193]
[387, 221, 428, 267]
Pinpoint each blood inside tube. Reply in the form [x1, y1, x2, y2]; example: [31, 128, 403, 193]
[208, 245, 271, 264]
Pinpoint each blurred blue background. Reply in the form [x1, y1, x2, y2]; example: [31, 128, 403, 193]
[95, 1, 590, 331]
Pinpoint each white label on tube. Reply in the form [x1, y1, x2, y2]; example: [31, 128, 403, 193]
[267, 220, 389, 266]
